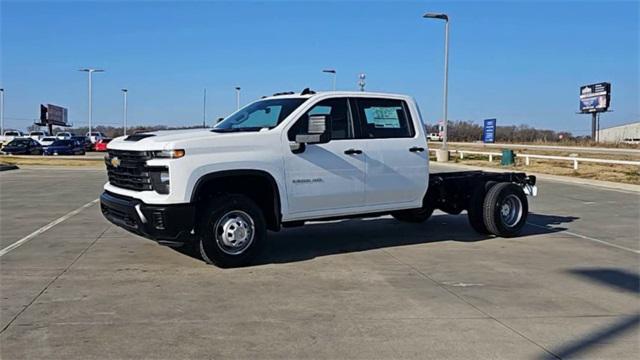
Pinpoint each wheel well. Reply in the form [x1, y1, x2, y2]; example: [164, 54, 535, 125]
[191, 171, 281, 231]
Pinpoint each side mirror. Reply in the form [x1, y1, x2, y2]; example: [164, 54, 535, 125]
[295, 115, 331, 145]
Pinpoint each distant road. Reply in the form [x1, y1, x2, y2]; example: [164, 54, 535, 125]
[431, 141, 640, 156]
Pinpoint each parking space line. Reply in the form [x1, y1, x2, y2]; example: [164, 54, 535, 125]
[0, 198, 99, 257]
[527, 222, 640, 254]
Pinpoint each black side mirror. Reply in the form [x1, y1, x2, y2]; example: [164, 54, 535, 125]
[295, 115, 332, 145]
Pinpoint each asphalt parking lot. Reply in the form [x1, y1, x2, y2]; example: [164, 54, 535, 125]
[1, 165, 639, 359]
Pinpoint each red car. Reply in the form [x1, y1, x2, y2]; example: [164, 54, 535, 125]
[94, 138, 112, 152]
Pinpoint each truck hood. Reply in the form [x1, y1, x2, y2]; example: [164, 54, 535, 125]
[107, 128, 274, 151]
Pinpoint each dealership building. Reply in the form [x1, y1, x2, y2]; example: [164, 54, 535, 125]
[597, 122, 640, 144]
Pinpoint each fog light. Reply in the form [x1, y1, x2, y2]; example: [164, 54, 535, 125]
[150, 168, 170, 194]
[152, 211, 165, 230]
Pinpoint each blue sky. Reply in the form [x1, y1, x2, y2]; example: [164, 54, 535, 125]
[1, 0, 638, 134]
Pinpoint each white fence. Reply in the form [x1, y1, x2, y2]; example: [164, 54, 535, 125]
[429, 149, 640, 170]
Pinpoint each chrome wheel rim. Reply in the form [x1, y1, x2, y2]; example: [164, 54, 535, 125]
[500, 194, 523, 228]
[214, 210, 255, 255]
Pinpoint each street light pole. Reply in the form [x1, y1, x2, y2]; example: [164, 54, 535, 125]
[79, 68, 104, 138]
[121, 89, 128, 136]
[203, 88, 207, 128]
[423, 12, 450, 162]
[323, 69, 337, 91]
[0, 88, 4, 135]
[235, 87, 241, 110]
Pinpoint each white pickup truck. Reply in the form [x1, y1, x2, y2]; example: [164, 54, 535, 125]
[101, 90, 537, 267]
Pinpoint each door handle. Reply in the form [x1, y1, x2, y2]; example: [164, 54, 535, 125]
[409, 146, 425, 152]
[344, 148, 363, 155]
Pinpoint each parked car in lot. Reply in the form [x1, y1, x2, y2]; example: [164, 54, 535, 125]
[71, 136, 93, 151]
[55, 132, 74, 140]
[44, 139, 86, 155]
[87, 132, 106, 144]
[0, 130, 26, 149]
[94, 138, 112, 152]
[29, 131, 49, 141]
[101, 89, 538, 268]
[38, 136, 58, 149]
[1, 138, 43, 155]
[427, 133, 443, 141]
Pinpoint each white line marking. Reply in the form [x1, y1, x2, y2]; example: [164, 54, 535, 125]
[0, 199, 99, 257]
[528, 222, 640, 255]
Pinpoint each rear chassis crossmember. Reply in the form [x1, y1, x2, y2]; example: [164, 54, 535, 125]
[426, 171, 536, 215]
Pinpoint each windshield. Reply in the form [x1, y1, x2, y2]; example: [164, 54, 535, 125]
[8, 139, 30, 147]
[51, 140, 72, 146]
[5, 132, 20, 136]
[214, 98, 307, 132]
[42, 137, 56, 141]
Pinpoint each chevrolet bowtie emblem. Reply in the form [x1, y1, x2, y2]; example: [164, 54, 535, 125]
[110, 157, 121, 168]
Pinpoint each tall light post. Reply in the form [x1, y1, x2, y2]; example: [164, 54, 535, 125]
[79, 68, 104, 137]
[323, 69, 337, 91]
[203, 88, 207, 128]
[235, 87, 241, 110]
[0, 88, 4, 135]
[423, 12, 450, 162]
[121, 89, 128, 136]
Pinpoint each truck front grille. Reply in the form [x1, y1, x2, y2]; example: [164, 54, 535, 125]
[105, 150, 153, 191]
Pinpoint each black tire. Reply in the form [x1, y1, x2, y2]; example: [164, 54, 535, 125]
[392, 205, 434, 223]
[197, 194, 266, 268]
[483, 183, 528, 237]
[467, 181, 497, 234]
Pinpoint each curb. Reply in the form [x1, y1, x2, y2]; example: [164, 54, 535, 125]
[432, 161, 640, 193]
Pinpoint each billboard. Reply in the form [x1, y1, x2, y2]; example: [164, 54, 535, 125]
[482, 118, 496, 143]
[38, 104, 69, 126]
[580, 82, 611, 113]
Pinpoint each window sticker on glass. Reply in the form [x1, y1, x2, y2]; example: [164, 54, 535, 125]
[364, 107, 402, 128]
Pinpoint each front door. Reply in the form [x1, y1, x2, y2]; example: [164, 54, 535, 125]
[283, 97, 366, 217]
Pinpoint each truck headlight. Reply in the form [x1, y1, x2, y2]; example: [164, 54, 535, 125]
[150, 168, 170, 194]
[152, 149, 185, 159]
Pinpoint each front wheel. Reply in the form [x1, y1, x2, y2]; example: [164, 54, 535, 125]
[197, 194, 266, 268]
[483, 183, 528, 237]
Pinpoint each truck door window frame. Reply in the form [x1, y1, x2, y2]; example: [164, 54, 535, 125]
[352, 98, 415, 139]
[287, 97, 357, 141]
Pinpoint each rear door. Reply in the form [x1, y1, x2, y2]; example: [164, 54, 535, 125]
[283, 97, 366, 216]
[353, 97, 428, 207]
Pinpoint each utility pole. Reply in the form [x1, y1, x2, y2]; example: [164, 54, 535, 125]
[78, 68, 104, 137]
[322, 69, 337, 91]
[121, 89, 128, 136]
[235, 87, 241, 110]
[0, 88, 4, 135]
[203, 88, 207, 128]
[423, 12, 450, 162]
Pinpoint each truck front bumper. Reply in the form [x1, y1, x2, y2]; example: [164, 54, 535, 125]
[100, 191, 196, 246]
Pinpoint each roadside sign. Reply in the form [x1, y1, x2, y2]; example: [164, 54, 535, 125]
[39, 104, 69, 126]
[579, 82, 611, 113]
[482, 119, 496, 143]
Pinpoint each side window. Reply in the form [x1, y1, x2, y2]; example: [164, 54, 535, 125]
[355, 98, 414, 139]
[288, 98, 353, 141]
